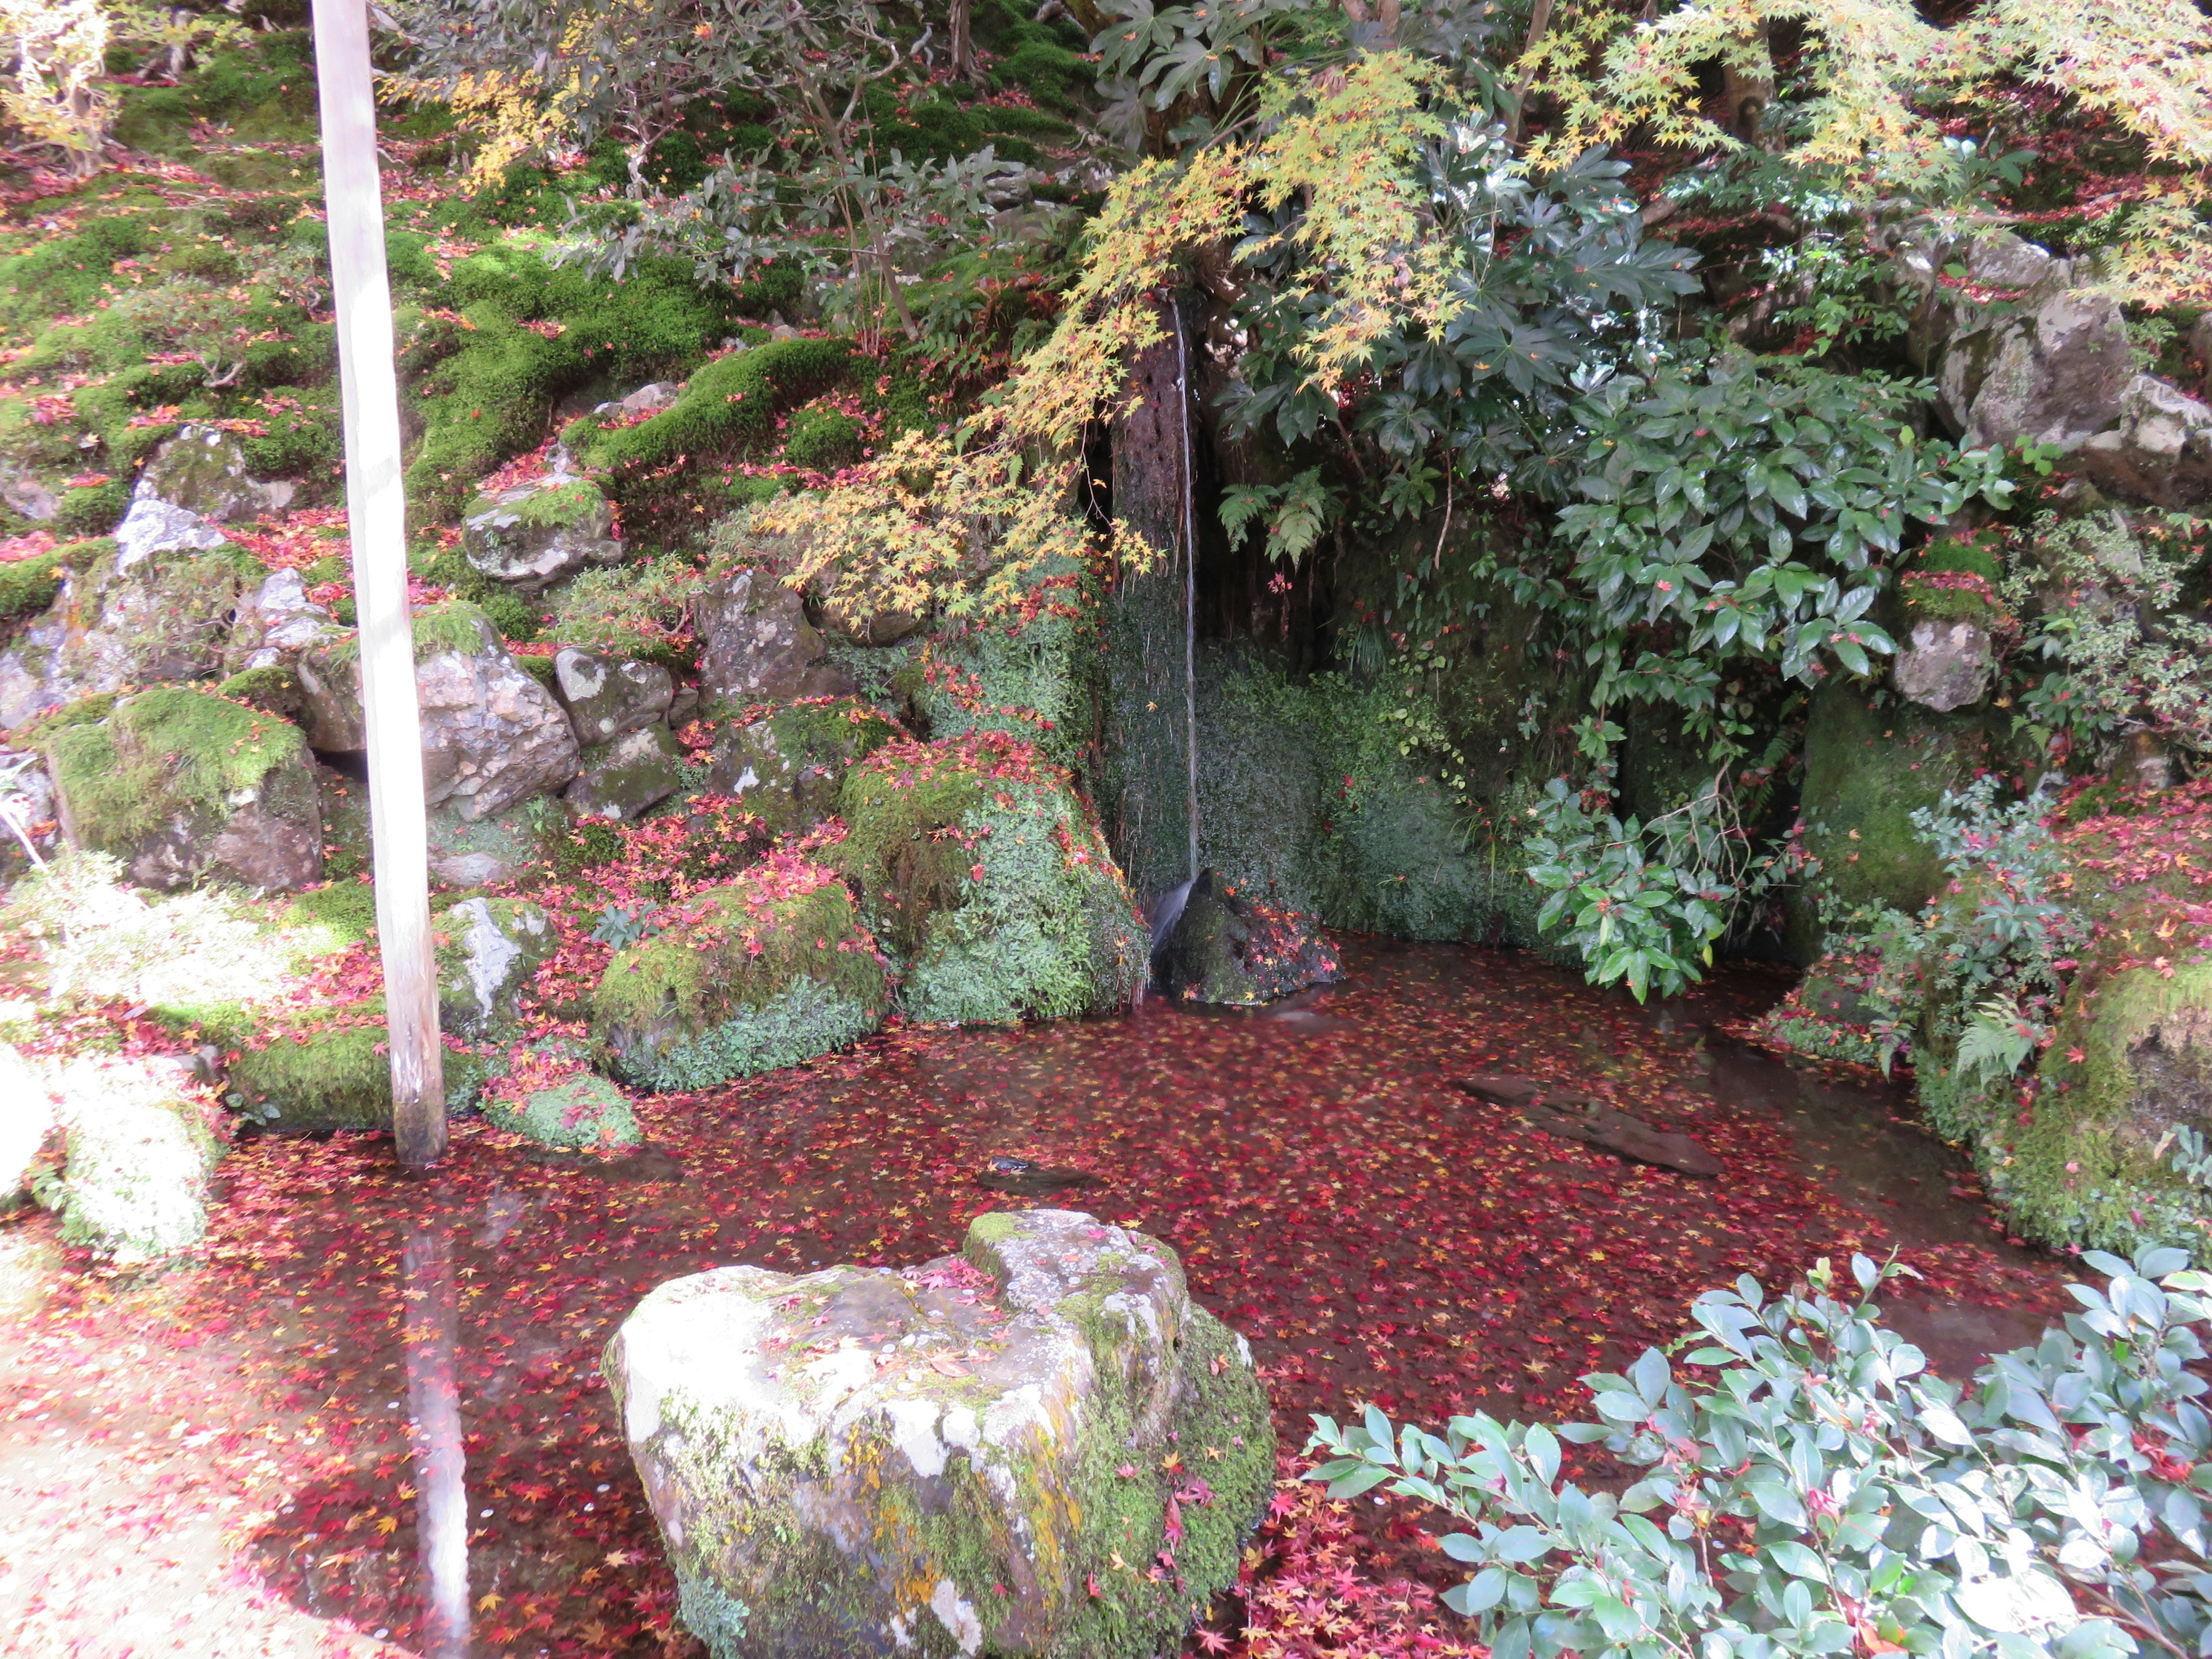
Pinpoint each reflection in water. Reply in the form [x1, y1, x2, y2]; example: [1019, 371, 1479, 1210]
[404, 1225, 470, 1658]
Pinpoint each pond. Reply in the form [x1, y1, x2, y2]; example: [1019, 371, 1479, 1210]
[0, 939, 2073, 1658]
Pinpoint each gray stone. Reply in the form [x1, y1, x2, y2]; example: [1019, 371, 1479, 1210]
[2080, 374, 2212, 508]
[229, 569, 337, 671]
[551, 647, 672, 745]
[819, 593, 923, 646]
[565, 725, 684, 822]
[298, 617, 579, 819]
[0, 457, 56, 522]
[436, 897, 556, 1040]
[1937, 287, 2133, 450]
[135, 425, 289, 524]
[113, 497, 227, 569]
[603, 1208, 1273, 1659]
[619, 381, 682, 416]
[426, 796, 545, 888]
[461, 474, 623, 592]
[706, 699, 894, 836]
[1892, 618, 1994, 713]
[695, 567, 855, 712]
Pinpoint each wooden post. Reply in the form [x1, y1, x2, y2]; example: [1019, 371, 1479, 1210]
[311, 0, 446, 1165]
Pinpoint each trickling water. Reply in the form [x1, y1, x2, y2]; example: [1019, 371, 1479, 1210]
[0, 942, 2069, 1656]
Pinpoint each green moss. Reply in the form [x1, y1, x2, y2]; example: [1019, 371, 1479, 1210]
[1799, 677, 2000, 921]
[484, 1073, 641, 1151]
[709, 698, 897, 834]
[0, 550, 62, 626]
[52, 478, 128, 537]
[1916, 537, 2002, 582]
[836, 734, 1146, 1025]
[592, 871, 887, 1089]
[282, 879, 377, 944]
[43, 687, 308, 851]
[217, 664, 308, 724]
[777, 403, 863, 471]
[218, 1004, 392, 1132]
[915, 601, 1090, 766]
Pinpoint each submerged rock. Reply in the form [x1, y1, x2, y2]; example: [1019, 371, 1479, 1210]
[1455, 1074, 1722, 1177]
[564, 725, 685, 822]
[41, 686, 324, 891]
[695, 566, 854, 711]
[436, 897, 556, 1040]
[484, 1072, 641, 1153]
[705, 696, 895, 836]
[592, 854, 887, 1090]
[1150, 869, 1342, 1006]
[836, 733, 1148, 1026]
[461, 474, 623, 592]
[298, 603, 579, 820]
[603, 1208, 1272, 1659]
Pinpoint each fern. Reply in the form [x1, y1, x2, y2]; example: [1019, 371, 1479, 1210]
[1955, 996, 2040, 1084]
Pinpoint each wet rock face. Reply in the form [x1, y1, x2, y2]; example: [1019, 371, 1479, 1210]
[603, 1208, 1274, 1659]
[461, 474, 623, 592]
[298, 618, 580, 820]
[135, 425, 291, 524]
[1893, 618, 1994, 713]
[695, 567, 855, 711]
[1150, 869, 1343, 1006]
[564, 725, 685, 822]
[435, 897, 556, 1041]
[550, 647, 672, 745]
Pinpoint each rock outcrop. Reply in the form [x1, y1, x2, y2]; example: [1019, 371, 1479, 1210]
[435, 897, 556, 1040]
[603, 1208, 1273, 1659]
[695, 566, 854, 711]
[704, 697, 894, 836]
[550, 647, 672, 745]
[1149, 868, 1342, 1006]
[1891, 618, 1994, 713]
[135, 425, 292, 523]
[462, 472, 624, 592]
[297, 603, 579, 820]
[41, 686, 324, 891]
[564, 725, 685, 822]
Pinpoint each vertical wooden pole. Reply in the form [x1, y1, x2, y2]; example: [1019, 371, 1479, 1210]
[311, 0, 446, 1165]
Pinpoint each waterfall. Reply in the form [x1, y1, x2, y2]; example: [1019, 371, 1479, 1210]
[1173, 302, 1199, 885]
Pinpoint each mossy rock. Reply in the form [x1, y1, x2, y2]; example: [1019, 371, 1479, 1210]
[43, 685, 323, 891]
[592, 858, 887, 1090]
[837, 733, 1148, 1025]
[484, 1072, 641, 1152]
[601, 1208, 1274, 1659]
[219, 1003, 391, 1131]
[704, 697, 896, 836]
[1798, 678, 2002, 927]
[435, 896, 556, 1041]
[44, 1054, 221, 1263]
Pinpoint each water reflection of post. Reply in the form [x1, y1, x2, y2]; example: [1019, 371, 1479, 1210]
[403, 1227, 470, 1658]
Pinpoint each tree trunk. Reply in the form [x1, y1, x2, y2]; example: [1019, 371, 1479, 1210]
[950, 0, 977, 81]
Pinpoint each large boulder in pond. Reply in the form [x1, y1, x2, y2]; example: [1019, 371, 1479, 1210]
[297, 602, 579, 821]
[40, 687, 323, 891]
[602, 1208, 1273, 1659]
[836, 733, 1147, 1026]
[695, 566, 853, 713]
[592, 853, 887, 1090]
[705, 696, 896, 836]
[1150, 869, 1342, 1006]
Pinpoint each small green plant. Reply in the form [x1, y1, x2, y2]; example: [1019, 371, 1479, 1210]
[1312, 1248, 2212, 1659]
[590, 901, 664, 949]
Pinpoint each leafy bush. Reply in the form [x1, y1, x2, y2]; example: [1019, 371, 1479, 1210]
[1313, 1249, 2212, 1659]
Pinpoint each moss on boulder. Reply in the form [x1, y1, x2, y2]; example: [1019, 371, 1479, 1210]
[1799, 678, 2001, 926]
[43, 685, 323, 891]
[435, 896, 555, 1040]
[704, 696, 896, 836]
[214, 1002, 391, 1131]
[601, 1208, 1273, 1659]
[484, 1071, 641, 1152]
[592, 854, 887, 1089]
[837, 732, 1146, 1025]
